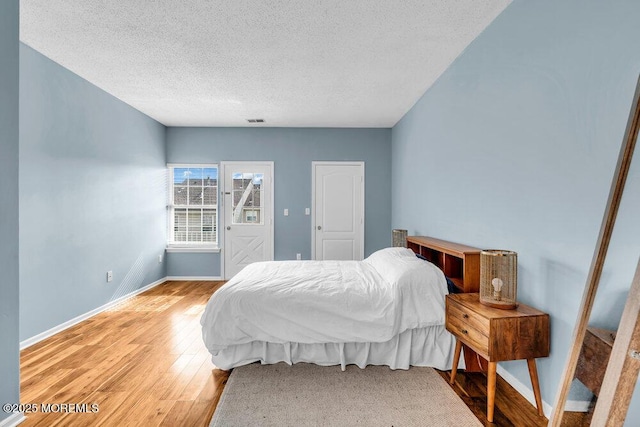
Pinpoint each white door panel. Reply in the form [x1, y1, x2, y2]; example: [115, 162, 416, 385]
[230, 236, 265, 266]
[323, 175, 355, 232]
[313, 162, 364, 261]
[322, 240, 355, 261]
[223, 162, 273, 279]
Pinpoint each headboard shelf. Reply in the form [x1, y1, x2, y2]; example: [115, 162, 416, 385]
[407, 235, 484, 372]
[406, 236, 481, 294]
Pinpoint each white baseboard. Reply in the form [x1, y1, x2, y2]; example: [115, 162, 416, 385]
[165, 276, 223, 281]
[497, 365, 592, 415]
[20, 277, 167, 350]
[0, 413, 25, 427]
[496, 364, 553, 417]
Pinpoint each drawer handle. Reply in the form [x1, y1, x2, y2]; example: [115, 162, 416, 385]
[463, 314, 469, 319]
[460, 329, 468, 335]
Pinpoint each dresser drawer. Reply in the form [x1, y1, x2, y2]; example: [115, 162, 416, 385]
[446, 300, 490, 333]
[447, 314, 489, 356]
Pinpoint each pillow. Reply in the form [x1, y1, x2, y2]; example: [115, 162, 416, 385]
[364, 247, 419, 284]
[364, 247, 416, 267]
[445, 277, 458, 294]
[364, 247, 446, 295]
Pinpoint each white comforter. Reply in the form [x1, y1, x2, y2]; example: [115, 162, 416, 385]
[200, 247, 448, 354]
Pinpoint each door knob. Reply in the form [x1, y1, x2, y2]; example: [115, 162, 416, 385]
[227, 226, 231, 230]
[317, 226, 322, 230]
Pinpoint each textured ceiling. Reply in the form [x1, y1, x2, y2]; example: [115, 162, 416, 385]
[20, 1, 511, 127]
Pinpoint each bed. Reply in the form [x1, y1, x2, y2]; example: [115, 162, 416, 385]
[201, 244, 470, 371]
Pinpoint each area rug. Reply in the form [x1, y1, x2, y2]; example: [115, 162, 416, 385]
[210, 363, 482, 426]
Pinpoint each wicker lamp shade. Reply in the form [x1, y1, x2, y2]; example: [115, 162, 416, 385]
[392, 229, 408, 247]
[480, 250, 517, 309]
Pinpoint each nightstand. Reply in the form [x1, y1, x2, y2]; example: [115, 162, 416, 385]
[445, 293, 550, 422]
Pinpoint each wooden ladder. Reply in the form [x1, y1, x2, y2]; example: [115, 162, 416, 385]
[549, 75, 640, 426]
[590, 260, 640, 425]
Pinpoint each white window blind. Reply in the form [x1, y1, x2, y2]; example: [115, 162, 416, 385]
[168, 165, 218, 247]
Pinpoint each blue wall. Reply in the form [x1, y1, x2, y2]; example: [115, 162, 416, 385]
[15, 0, 640, 420]
[0, 0, 20, 424]
[166, 127, 391, 276]
[392, 0, 640, 419]
[167, 252, 220, 278]
[19, 44, 168, 341]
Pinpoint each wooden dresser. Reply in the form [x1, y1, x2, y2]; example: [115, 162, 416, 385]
[446, 293, 550, 422]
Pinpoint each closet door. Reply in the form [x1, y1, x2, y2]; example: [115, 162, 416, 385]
[312, 162, 364, 261]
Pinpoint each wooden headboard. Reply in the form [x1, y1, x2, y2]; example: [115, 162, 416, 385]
[406, 236, 481, 293]
[407, 235, 484, 372]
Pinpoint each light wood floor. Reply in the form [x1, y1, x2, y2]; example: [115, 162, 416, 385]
[21, 280, 556, 426]
[20, 281, 230, 427]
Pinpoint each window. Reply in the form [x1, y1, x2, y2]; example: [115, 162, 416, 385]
[231, 172, 264, 224]
[245, 210, 258, 223]
[168, 165, 218, 248]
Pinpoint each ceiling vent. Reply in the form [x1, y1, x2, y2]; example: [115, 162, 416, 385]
[247, 119, 265, 123]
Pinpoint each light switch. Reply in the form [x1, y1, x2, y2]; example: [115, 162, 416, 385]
[284, 208, 289, 216]
[305, 208, 310, 215]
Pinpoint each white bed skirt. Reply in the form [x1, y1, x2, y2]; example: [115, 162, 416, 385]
[209, 325, 465, 371]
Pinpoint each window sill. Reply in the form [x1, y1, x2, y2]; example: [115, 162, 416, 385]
[166, 246, 220, 254]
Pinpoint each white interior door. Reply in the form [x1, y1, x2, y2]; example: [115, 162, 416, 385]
[312, 162, 364, 260]
[223, 162, 273, 279]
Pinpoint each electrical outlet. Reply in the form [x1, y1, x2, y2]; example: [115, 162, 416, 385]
[284, 208, 289, 216]
[107, 271, 113, 282]
[158, 254, 163, 263]
[296, 253, 301, 260]
[305, 208, 310, 215]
